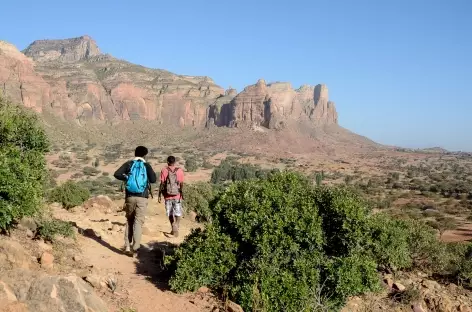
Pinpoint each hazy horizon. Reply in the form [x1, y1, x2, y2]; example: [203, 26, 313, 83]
[1, 0, 471, 151]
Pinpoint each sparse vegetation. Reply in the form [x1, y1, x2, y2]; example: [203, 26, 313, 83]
[83, 166, 100, 176]
[77, 176, 122, 199]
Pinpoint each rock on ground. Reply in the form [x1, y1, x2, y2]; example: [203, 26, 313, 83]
[0, 240, 35, 270]
[0, 269, 108, 312]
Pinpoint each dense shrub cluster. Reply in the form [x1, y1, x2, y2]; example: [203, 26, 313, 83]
[0, 97, 49, 230]
[210, 159, 278, 184]
[47, 181, 90, 209]
[166, 172, 472, 311]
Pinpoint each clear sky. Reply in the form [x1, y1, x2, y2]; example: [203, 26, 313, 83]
[1, 0, 471, 151]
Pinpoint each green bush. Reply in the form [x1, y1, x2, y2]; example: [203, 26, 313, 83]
[47, 181, 90, 209]
[183, 182, 215, 222]
[37, 218, 75, 242]
[0, 96, 49, 230]
[368, 214, 414, 270]
[167, 171, 472, 311]
[185, 156, 198, 172]
[167, 172, 380, 311]
[210, 159, 273, 184]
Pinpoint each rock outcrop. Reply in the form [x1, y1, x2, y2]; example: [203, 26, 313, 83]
[0, 36, 339, 129]
[23, 35, 101, 63]
[0, 270, 108, 312]
[206, 80, 338, 129]
[1, 36, 224, 126]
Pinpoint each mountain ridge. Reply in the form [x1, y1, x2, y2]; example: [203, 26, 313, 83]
[0, 35, 380, 153]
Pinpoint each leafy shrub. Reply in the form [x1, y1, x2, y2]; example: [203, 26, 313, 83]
[167, 172, 380, 311]
[367, 214, 413, 270]
[167, 227, 237, 291]
[185, 156, 198, 172]
[183, 182, 215, 222]
[37, 218, 75, 242]
[47, 181, 90, 209]
[0, 97, 49, 230]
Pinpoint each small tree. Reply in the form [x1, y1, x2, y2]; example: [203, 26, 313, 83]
[93, 157, 100, 168]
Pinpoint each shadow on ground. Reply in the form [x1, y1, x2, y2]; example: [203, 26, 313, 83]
[135, 241, 178, 291]
[74, 224, 126, 255]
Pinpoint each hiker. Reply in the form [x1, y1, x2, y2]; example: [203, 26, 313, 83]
[114, 146, 156, 256]
[158, 156, 184, 237]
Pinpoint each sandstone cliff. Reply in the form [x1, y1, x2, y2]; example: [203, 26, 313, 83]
[1, 36, 339, 129]
[205, 80, 338, 129]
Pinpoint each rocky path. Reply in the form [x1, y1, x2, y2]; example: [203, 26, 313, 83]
[53, 198, 216, 312]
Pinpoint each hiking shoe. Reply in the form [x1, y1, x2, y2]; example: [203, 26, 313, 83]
[124, 246, 133, 257]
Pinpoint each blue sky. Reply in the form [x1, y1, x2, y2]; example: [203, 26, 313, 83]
[1, 0, 471, 151]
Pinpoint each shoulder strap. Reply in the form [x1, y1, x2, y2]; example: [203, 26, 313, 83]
[127, 160, 135, 174]
[167, 166, 178, 174]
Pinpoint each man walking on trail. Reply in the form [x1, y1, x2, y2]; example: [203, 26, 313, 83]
[114, 146, 156, 256]
[158, 156, 184, 237]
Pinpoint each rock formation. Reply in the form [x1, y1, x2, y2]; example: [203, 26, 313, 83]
[205, 80, 338, 129]
[0, 36, 339, 129]
[23, 35, 101, 63]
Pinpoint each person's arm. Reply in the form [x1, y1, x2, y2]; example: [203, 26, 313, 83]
[158, 169, 165, 202]
[178, 168, 184, 200]
[145, 163, 157, 184]
[114, 161, 130, 181]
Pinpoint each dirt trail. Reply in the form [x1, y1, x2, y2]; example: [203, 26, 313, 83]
[53, 199, 212, 312]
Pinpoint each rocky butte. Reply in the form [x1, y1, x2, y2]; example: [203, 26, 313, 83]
[0, 35, 338, 130]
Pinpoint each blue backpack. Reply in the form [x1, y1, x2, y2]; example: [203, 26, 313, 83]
[125, 160, 148, 194]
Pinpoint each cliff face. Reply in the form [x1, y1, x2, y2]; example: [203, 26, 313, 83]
[1, 36, 338, 129]
[206, 80, 338, 129]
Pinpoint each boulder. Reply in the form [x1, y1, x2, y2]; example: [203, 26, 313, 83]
[411, 304, 426, 312]
[17, 217, 37, 233]
[40, 252, 54, 270]
[227, 301, 244, 312]
[84, 274, 104, 289]
[82, 195, 117, 213]
[188, 211, 198, 222]
[392, 282, 406, 292]
[0, 280, 18, 303]
[0, 240, 35, 270]
[0, 270, 108, 312]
